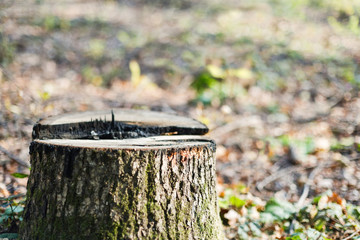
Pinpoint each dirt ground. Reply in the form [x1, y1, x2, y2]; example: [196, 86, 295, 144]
[1, 0, 360, 238]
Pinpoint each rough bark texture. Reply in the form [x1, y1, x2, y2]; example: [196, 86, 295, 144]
[20, 137, 222, 239]
[21, 109, 222, 239]
[32, 109, 208, 140]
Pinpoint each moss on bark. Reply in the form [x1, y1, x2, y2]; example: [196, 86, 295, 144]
[20, 137, 223, 239]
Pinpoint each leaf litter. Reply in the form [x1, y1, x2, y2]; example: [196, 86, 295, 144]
[1, 0, 360, 238]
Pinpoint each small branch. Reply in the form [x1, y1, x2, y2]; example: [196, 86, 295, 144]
[296, 162, 326, 209]
[0, 193, 26, 201]
[291, 95, 346, 124]
[288, 162, 328, 235]
[0, 66, 14, 81]
[210, 117, 261, 143]
[343, 229, 360, 240]
[256, 166, 302, 191]
[349, 156, 360, 162]
[0, 145, 30, 168]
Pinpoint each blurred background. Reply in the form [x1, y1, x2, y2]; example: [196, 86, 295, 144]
[1, 0, 360, 238]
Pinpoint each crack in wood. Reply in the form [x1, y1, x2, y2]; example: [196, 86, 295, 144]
[21, 109, 222, 239]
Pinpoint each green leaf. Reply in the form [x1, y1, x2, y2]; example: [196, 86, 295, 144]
[38, 91, 50, 101]
[11, 172, 29, 178]
[238, 224, 250, 240]
[1, 202, 11, 208]
[229, 195, 246, 208]
[279, 135, 291, 146]
[260, 212, 277, 223]
[349, 205, 360, 220]
[286, 233, 306, 240]
[326, 202, 344, 219]
[206, 64, 225, 78]
[0, 233, 18, 239]
[304, 137, 315, 154]
[304, 228, 325, 240]
[0, 215, 9, 224]
[264, 198, 296, 221]
[12, 205, 24, 214]
[314, 218, 326, 231]
[191, 72, 219, 94]
[218, 198, 229, 209]
[3, 205, 23, 216]
[331, 137, 354, 151]
[4, 206, 13, 215]
[87, 39, 105, 59]
[312, 195, 322, 204]
[248, 222, 262, 237]
[230, 68, 253, 80]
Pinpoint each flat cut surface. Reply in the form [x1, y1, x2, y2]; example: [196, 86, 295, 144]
[35, 135, 214, 150]
[33, 109, 208, 140]
[40, 109, 206, 128]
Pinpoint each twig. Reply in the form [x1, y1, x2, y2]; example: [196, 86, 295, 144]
[0, 145, 30, 168]
[288, 162, 329, 235]
[256, 166, 302, 191]
[292, 96, 346, 124]
[210, 117, 262, 143]
[296, 162, 326, 209]
[0, 66, 13, 81]
[0, 193, 26, 201]
[209, 119, 245, 139]
[343, 229, 360, 240]
[256, 160, 338, 193]
[349, 156, 360, 162]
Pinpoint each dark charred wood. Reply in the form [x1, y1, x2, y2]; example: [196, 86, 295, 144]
[32, 109, 208, 140]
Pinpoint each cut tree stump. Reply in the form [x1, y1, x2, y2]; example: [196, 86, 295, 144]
[20, 109, 223, 240]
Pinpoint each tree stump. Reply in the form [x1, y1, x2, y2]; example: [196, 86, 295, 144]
[20, 109, 223, 240]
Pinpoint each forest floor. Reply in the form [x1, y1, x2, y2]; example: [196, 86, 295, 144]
[1, 0, 360, 239]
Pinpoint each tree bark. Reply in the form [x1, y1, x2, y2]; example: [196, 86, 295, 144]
[20, 110, 222, 240]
